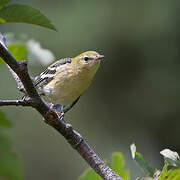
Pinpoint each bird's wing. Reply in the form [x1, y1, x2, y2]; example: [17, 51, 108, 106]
[34, 58, 72, 88]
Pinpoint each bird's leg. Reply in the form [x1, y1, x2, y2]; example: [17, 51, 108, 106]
[50, 103, 65, 120]
[48, 96, 80, 121]
[63, 96, 80, 113]
[42, 103, 65, 122]
[53, 104, 64, 113]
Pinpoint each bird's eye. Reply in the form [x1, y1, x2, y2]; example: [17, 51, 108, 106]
[83, 56, 89, 61]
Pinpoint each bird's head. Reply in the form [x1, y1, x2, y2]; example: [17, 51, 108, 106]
[73, 51, 104, 69]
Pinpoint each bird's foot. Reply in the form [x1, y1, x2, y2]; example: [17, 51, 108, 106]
[43, 103, 65, 122]
[52, 104, 64, 113]
[51, 103, 65, 120]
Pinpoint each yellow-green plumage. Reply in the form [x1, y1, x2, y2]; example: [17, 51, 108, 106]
[37, 51, 103, 106]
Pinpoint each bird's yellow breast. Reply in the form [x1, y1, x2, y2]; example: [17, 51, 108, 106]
[43, 61, 100, 105]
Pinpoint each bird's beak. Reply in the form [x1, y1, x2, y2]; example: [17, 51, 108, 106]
[94, 55, 105, 61]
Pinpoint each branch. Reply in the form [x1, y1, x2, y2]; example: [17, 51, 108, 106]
[6, 65, 25, 93]
[0, 99, 32, 106]
[0, 37, 123, 180]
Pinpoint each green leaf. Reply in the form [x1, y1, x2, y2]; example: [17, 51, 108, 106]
[158, 163, 168, 180]
[165, 169, 180, 180]
[0, 43, 27, 63]
[0, 150, 23, 180]
[0, 0, 10, 8]
[134, 152, 156, 177]
[0, 111, 12, 128]
[0, 132, 12, 151]
[164, 157, 180, 168]
[8, 43, 27, 61]
[0, 123, 23, 180]
[0, 4, 57, 31]
[110, 152, 130, 180]
[0, 111, 23, 180]
[158, 162, 180, 180]
[130, 144, 156, 177]
[78, 168, 101, 180]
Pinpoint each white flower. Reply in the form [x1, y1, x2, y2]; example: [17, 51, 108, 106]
[160, 149, 180, 161]
[27, 39, 55, 66]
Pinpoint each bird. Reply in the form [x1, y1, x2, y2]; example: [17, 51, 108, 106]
[34, 51, 104, 113]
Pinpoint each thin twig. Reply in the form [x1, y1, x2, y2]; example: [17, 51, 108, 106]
[0, 99, 32, 106]
[6, 65, 25, 93]
[0, 36, 123, 180]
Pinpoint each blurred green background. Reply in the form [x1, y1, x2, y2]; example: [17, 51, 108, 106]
[1, 0, 180, 179]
